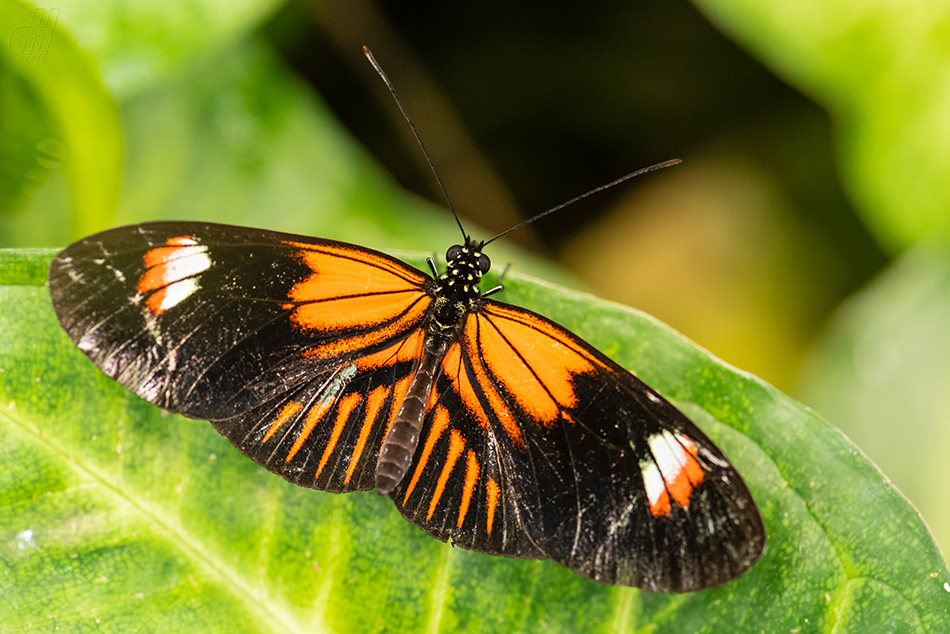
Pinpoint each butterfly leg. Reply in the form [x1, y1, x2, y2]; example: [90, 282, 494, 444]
[480, 262, 511, 298]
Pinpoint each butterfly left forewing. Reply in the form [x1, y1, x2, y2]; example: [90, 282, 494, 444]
[49, 222, 432, 421]
[391, 300, 764, 592]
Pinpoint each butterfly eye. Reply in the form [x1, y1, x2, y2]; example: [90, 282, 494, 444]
[446, 245, 462, 262]
[477, 253, 491, 273]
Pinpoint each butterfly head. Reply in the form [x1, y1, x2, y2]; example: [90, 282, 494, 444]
[439, 236, 491, 300]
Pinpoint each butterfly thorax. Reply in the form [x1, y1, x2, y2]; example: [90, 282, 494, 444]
[429, 236, 490, 332]
[375, 237, 490, 494]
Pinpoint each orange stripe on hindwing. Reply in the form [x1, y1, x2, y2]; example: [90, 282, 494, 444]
[263, 401, 303, 443]
[402, 405, 452, 504]
[446, 334, 523, 450]
[457, 450, 480, 528]
[284, 364, 359, 462]
[485, 478, 500, 535]
[473, 306, 596, 427]
[384, 374, 413, 440]
[342, 332, 424, 484]
[285, 401, 333, 463]
[315, 392, 362, 479]
[441, 344, 493, 432]
[427, 429, 466, 521]
[345, 386, 390, 484]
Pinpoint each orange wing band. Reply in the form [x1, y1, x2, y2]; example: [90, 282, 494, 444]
[457, 450, 481, 528]
[427, 429, 466, 521]
[402, 405, 452, 504]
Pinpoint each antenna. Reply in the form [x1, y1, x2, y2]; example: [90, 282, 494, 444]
[482, 159, 681, 246]
[363, 46, 467, 238]
[364, 46, 681, 247]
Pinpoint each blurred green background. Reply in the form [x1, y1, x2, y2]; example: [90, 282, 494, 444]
[2, 0, 948, 572]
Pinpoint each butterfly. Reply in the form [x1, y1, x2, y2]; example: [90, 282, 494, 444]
[48, 214, 765, 593]
[47, 46, 764, 592]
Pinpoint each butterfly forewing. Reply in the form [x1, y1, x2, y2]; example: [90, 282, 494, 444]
[48, 221, 432, 419]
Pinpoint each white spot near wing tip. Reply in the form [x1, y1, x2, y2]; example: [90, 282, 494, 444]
[673, 431, 697, 454]
[648, 431, 689, 481]
[158, 278, 200, 312]
[640, 458, 665, 508]
[158, 247, 211, 276]
[646, 392, 661, 403]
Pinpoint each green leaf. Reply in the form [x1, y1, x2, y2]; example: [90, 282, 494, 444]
[1, 249, 947, 632]
[690, 0, 950, 251]
[0, 0, 122, 242]
[0, 54, 54, 216]
[48, 0, 286, 99]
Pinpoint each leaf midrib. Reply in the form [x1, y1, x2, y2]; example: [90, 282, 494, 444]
[0, 405, 305, 634]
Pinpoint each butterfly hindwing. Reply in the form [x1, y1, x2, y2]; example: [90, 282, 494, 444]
[214, 328, 426, 492]
[391, 301, 764, 592]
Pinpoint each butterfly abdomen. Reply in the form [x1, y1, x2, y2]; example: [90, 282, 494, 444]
[376, 239, 487, 495]
[375, 330, 452, 494]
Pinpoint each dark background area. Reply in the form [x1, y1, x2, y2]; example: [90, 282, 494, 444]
[261, 0, 888, 390]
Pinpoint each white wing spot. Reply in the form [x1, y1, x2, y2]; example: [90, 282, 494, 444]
[649, 431, 690, 484]
[156, 278, 200, 312]
[154, 247, 211, 282]
[640, 458, 665, 510]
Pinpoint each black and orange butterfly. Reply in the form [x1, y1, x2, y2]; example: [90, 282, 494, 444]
[48, 215, 764, 592]
[47, 51, 764, 593]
